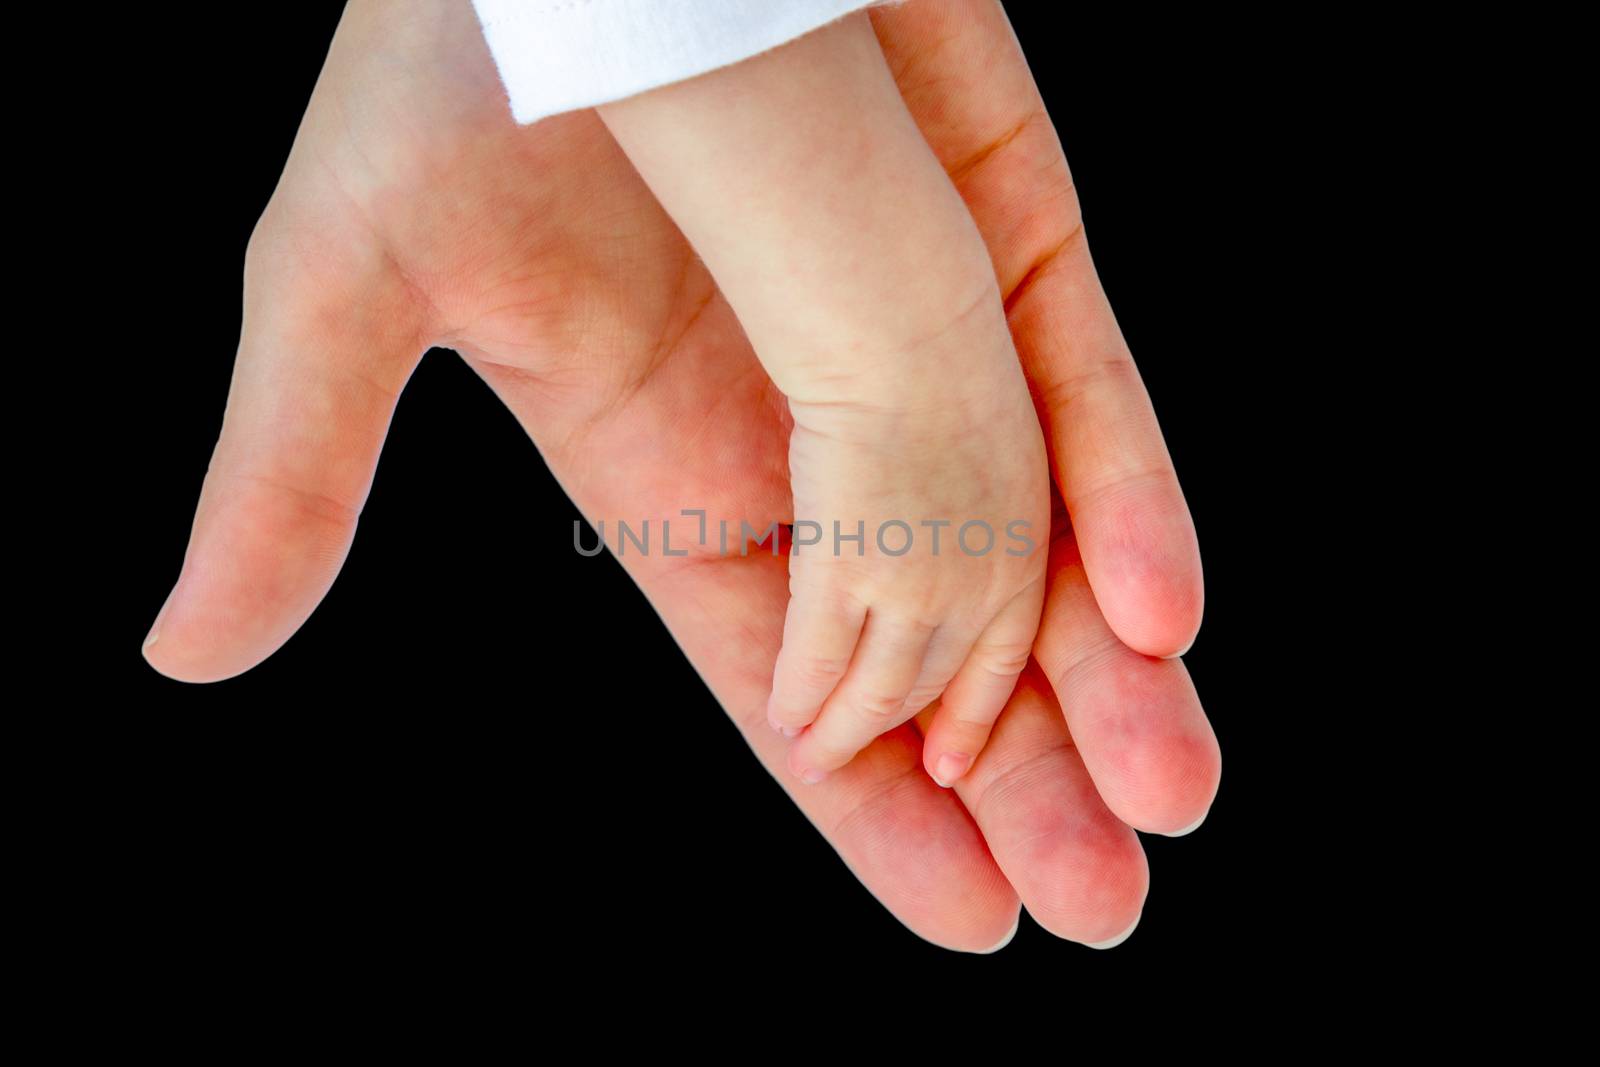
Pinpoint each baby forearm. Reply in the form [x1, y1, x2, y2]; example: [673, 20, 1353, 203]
[597, 12, 1004, 405]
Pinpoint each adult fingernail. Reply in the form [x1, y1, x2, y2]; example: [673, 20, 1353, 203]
[799, 767, 828, 785]
[1160, 811, 1208, 837]
[932, 752, 972, 788]
[1084, 912, 1140, 950]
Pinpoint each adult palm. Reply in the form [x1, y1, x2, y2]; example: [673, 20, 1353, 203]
[145, 0, 1218, 950]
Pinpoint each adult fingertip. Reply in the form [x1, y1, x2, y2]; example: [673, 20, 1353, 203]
[138, 581, 282, 685]
[1112, 735, 1221, 838]
[1159, 810, 1208, 837]
[140, 590, 203, 681]
[141, 584, 174, 655]
[1110, 589, 1202, 660]
[1072, 658, 1222, 836]
[1087, 523, 1204, 660]
[1083, 911, 1140, 950]
[1160, 637, 1195, 661]
[972, 914, 1021, 954]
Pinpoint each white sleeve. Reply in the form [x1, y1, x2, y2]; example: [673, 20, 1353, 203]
[471, 0, 883, 125]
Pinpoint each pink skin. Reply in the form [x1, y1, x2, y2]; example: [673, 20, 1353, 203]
[142, 0, 1217, 950]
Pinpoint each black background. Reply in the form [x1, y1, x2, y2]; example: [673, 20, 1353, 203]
[76, 3, 1378, 992]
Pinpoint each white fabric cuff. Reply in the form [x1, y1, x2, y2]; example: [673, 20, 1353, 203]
[472, 0, 881, 125]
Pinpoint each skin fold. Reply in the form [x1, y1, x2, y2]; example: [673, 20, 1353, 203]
[142, 0, 1219, 951]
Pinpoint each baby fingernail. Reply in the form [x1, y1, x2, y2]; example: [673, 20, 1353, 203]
[799, 767, 828, 785]
[782, 725, 801, 739]
[932, 752, 972, 788]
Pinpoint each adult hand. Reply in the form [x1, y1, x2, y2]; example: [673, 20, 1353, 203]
[143, 0, 1218, 950]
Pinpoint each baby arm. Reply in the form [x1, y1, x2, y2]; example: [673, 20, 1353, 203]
[597, 11, 1049, 787]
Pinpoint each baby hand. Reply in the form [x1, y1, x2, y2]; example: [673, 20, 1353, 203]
[599, 11, 1049, 786]
[768, 300, 1049, 787]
